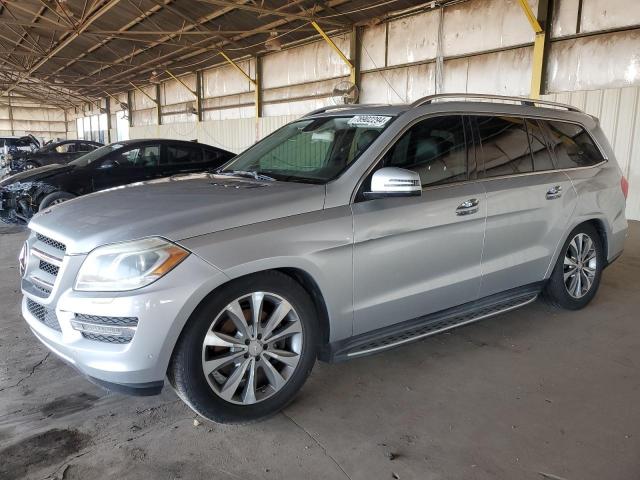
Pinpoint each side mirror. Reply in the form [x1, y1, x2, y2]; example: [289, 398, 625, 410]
[99, 159, 116, 169]
[364, 167, 421, 199]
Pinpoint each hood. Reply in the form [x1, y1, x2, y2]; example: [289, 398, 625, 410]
[29, 173, 326, 254]
[0, 163, 73, 186]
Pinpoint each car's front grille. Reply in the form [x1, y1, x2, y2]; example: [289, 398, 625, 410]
[26, 232, 67, 298]
[38, 260, 59, 276]
[35, 233, 66, 254]
[81, 333, 132, 344]
[27, 298, 61, 331]
[74, 313, 138, 327]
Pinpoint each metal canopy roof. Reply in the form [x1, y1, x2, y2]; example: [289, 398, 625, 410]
[0, 0, 435, 108]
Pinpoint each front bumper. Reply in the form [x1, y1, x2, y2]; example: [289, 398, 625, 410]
[22, 251, 229, 394]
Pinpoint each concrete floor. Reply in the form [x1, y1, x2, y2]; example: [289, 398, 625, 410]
[0, 223, 639, 480]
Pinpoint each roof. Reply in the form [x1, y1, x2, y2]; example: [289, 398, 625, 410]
[303, 94, 589, 123]
[0, 0, 443, 108]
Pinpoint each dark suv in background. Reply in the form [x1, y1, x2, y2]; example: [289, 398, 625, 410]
[0, 138, 234, 223]
[9, 140, 104, 174]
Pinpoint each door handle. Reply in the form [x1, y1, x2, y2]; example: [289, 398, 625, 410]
[456, 198, 480, 216]
[546, 185, 562, 200]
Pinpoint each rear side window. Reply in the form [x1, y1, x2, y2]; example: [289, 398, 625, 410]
[79, 142, 98, 152]
[381, 115, 468, 187]
[204, 148, 229, 163]
[526, 119, 554, 171]
[166, 145, 202, 165]
[542, 120, 604, 168]
[475, 116, 533, 177]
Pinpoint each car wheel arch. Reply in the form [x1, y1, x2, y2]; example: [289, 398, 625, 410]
[544, 217, 610, 279]
[164, 266, 332, 377]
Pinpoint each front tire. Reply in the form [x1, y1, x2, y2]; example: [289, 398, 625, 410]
[544, 224, 604, 310]
[39, 191, 75, 211]
[168, 271, 319, 424]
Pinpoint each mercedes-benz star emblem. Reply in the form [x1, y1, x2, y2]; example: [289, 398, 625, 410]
[18, 241, 28, 277]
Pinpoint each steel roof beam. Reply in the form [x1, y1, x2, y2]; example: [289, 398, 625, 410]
[0, 0, 122, 97]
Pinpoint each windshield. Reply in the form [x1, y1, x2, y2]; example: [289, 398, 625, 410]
[220, 115, 393, 183]
[70, 143, 125, 167]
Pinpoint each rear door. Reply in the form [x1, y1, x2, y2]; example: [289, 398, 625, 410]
[473, 115, 577, 297]
[351, 115, 486, 335]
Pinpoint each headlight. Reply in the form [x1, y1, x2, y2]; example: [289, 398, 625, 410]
[74, 237, 189, 292]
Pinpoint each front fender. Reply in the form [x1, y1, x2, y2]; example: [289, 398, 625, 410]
[179, 206, 355, 342]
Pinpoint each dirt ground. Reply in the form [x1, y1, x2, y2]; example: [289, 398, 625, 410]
[1, 223, 639, 480]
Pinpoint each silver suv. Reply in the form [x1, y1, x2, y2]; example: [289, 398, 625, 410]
[19, 94, 628, 423]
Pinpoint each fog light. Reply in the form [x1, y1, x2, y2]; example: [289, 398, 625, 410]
[70, 320, 135, 338]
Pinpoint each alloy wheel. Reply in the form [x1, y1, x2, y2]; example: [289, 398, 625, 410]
[563, 233, 597, 298]
[201, 292, 303, 405]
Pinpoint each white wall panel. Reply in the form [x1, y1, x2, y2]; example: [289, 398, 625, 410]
[443, 0, 536, 57]
[361, 63, 436, 104]
[262, 34, 350, 89]
[360, 23, 386, 71]
[547, 31, 640, 92]
[202, 59, 254, 98]
[581, 0, 640, 32]
[162, 74, 196, 105]
[263, 97, 332, 117]
[387, 10, 439, 66]
[133, 85, 157, 109]
[552, 0, 579, 37]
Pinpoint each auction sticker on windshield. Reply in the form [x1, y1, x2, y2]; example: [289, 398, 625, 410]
[347, 115, 392, 128]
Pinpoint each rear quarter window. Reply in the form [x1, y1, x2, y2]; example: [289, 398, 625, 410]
[542, 120, 604, 169]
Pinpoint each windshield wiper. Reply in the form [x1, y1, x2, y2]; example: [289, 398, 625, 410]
[216, 170, 276, 181]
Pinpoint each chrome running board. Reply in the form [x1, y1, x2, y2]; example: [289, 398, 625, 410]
[320, 284, 542, 363]
[348, 295, 537, 358]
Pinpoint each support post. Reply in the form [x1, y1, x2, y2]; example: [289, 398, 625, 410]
[127, 90, 133, 128]
[349, 26, 361, 98]
[255, 55, 263, 118]
[312, 21, 355, 84]
[155, 84, 162, 126]
[517, 0, 552, 99]
[105, 96, 112, 143]
[196, 71, 204, 122]
[8, 92, 14, 136]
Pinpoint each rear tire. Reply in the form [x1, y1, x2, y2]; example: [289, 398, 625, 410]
[39, 191, 75, 211]
[544, 224, 604, 310]
[168, 271, 318, 424]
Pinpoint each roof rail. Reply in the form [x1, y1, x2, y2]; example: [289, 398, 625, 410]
[303, 103, 391, 117]
[410, 93, 583, 113]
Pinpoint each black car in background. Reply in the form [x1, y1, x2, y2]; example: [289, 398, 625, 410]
[0, 135, 40, 178]
[0, 139, 235, 223]
[10, 140, 104, 174]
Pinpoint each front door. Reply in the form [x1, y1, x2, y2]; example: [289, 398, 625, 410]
[91, 143, 161, 191]
[351, 115, 486, 335]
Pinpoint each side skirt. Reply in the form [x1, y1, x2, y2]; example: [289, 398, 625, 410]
[320, 283, 543, 363]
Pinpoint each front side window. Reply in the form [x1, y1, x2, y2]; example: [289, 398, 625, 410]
[115, 145, 161, 168]
[221, 115, 393, 183]
[475, 116, 533, 177]
[55, 143, 75, 154]
[379, 115, 468, 187]
[542, 120, 604, 169]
